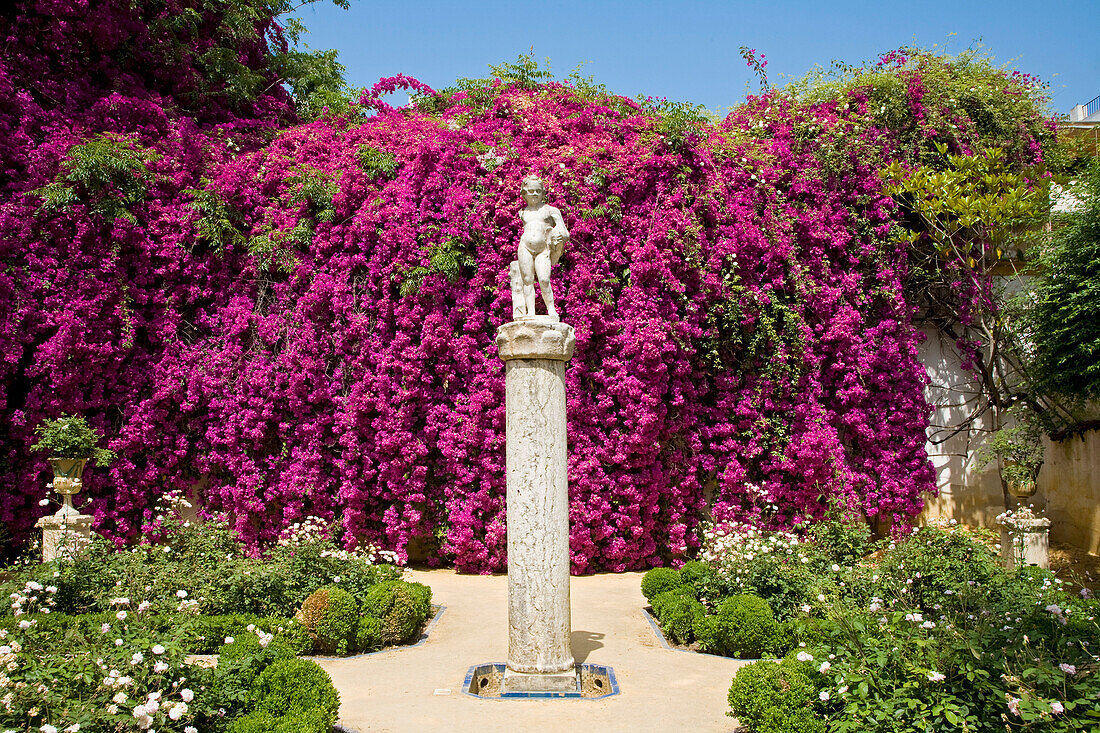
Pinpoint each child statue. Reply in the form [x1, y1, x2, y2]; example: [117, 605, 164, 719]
[511, 176, 568, 321]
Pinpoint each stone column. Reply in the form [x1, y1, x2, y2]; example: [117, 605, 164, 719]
[496, 318, 577, 694]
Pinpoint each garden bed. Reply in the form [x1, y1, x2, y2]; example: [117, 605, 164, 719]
[642, 518, 1100, 732]
[1, 511, 435, 732]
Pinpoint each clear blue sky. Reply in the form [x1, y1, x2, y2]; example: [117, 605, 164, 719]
[295, 0, 1099, 116]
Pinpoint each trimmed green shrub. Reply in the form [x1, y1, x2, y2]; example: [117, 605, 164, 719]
[228, 707, 331, 733]
[250, 658, 340, 725]
[714, 594, 780, 658]
[361, 580, 432, 645]
[728, 658, 825, 733]
[640, 567, 682, 604]
[652, 590, 705, 645]
[356, 614, 383, 653]
[295, 586, 359, 655]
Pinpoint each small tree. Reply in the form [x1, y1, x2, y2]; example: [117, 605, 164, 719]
[1030, 160, 1100, 403]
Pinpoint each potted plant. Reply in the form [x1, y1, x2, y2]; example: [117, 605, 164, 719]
[978, 402, 1045, 499]
[32, 414, 114, 515]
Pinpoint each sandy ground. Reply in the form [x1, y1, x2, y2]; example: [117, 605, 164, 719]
[315, 569, 749, 733]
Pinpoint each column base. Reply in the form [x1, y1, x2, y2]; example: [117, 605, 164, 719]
[502, 666, 580, 695]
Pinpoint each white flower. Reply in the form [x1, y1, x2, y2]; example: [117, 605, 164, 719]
[333, 576, 341, 583]
[819, 690, 830, 701]
[18, 621, 30, 630]
[837, 684, 849, 694]
[130, 652, 143, 665]
[116, 611, 127, 621]
[921, 620, 936, 629]
[801, 604, 812, 613]
[1051, 701, 1064, 714]
[796, 651, 813, 662]
[64, 725, 80, 733]
[1059, 663, 1076, 675]
[816, 594, 825, 602]
[176, 590, 187, 599]
[39, 725, 57, 733]
[115, 638, 124, 646]
[154, 661, 168, 674]
[100, 623, 111, 634]
[38, 499, 50, 507]
[151, 644, 165, 655]
[224, 637, 234, 645]
[830, 564, 840, 572]
[185, 727, 198, 733]
[180, 688, 194, 703]
[818, 661, 830, 673]
[168, 702, 188, 720]
[117, 676, 131, 686]
[927, 671, 945, 682]
[137, 601, 151, 613]
[113, 692, 128, 704]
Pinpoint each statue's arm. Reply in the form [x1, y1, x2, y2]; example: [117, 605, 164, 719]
[549, 206, 569, 240]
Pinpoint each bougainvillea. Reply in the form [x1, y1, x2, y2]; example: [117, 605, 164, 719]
[1, 5, 1052, 572]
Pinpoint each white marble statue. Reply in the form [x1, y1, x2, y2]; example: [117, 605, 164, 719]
[513, 176, 568, 321]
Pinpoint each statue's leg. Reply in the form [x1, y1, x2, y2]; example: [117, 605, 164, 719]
[535, 250, 557, 318]
[518, 246, 537, 316]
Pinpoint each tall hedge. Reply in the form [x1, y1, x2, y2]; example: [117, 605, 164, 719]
[1, 6, 1053, 571]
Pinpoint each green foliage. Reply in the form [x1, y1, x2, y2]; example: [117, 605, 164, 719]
[640, 567, 683, 604]
[186, 179, 247, 254]
[1031, 161, 1100, 400]
[207, 634, 296, 721]
[651, 589, 704, 645]
[977, 401, 1046, 486]
[486, 51, 554, 89]
[31, 413, 115, 465]
[295, 585, 358, 655]
[398, 237, 477, 296]
[785, 46, 1053, 167]
[32, 133, 159, 223]
[273, 44, 354, 121]
[29, 507, 401, 621]
[356, 145, 399, 178]
[355, 614, 383, 653]
[249, 657, 340, 726]
[360, 580, 432, 645]
[883, 145, 1049, 275]
[678, 560, 722, 603]
[228, 708, 331, 733]
[807, 517, 872, 567]
[867, 524, 1006, 614]
[728, 657, 825, 733]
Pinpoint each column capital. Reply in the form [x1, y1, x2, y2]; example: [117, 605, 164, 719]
[496, 320, 575, 362]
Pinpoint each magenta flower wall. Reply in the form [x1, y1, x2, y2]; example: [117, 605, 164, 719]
[5, 4, 1044, 572]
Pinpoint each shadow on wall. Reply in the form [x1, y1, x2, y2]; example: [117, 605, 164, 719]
[918, 327, 1100, 555]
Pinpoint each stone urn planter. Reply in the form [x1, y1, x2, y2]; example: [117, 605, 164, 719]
[47, 456, 88, 517]
[31, 414, 112, 562]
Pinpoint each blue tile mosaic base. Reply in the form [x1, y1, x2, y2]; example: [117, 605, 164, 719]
[463, 662, 620, 700]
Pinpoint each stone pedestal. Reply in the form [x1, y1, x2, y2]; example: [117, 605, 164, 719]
[999, 509, 1051, 571]
[36, 509, 94, 562]
[496, 318, 577, 694]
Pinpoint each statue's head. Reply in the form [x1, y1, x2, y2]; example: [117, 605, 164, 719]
[520, 176, 546, 204]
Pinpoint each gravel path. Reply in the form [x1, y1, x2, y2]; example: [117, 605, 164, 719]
[315, 568, 747, 732]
